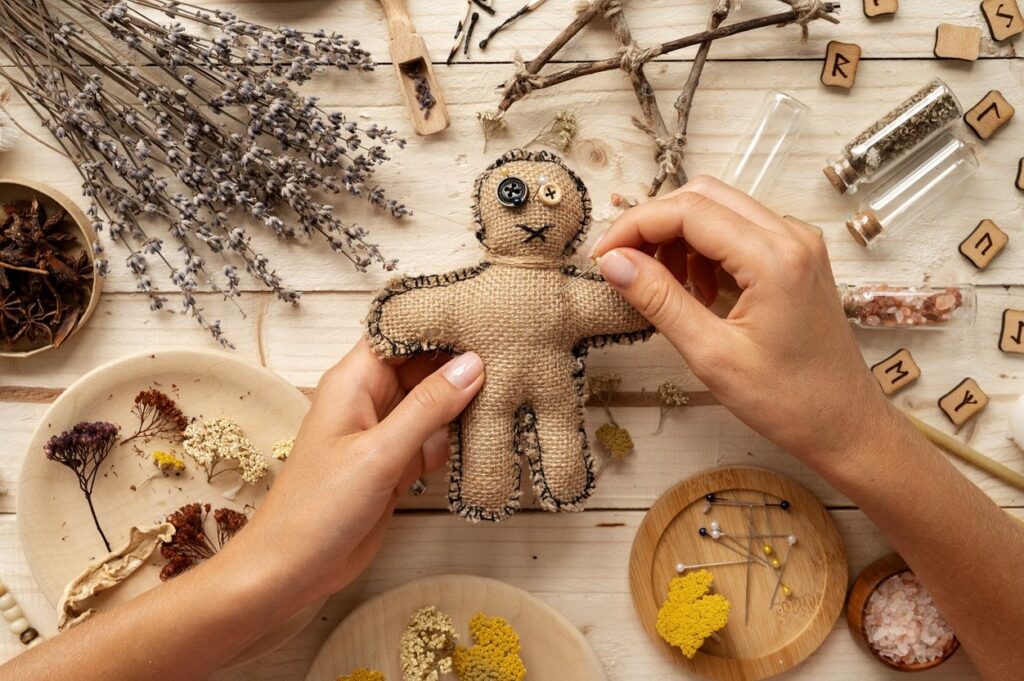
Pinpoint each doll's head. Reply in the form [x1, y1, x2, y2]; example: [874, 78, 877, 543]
[472, 149, 591, 261]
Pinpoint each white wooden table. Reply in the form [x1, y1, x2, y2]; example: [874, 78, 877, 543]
[1, 1, 1021, 678]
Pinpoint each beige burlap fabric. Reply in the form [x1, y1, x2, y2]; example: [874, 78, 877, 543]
[365, 149, 653, 522]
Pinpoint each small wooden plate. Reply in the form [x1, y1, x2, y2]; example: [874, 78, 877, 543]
[17, 350, 324, 666]
[0, 178, 102, 358]
[304, 574, 607, 681]
[846, 553, 959, 671]
[629, 467, 847, 681]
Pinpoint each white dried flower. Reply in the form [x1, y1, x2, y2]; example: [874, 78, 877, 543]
[400, 606, 457, 681]
[271, 436, 294, 461]
[183, 417, 268, 485]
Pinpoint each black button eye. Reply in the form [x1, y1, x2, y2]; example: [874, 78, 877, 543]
[497, 177, 528, 207]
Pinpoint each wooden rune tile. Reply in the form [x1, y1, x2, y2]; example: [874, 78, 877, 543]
[821, 41, 862, 89]
[871, 348, 921, 396]
[959, 219, 1008, 269]
[938, 378, 989, 426]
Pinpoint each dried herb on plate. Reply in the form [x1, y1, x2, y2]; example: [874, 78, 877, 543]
[183, 417, 268, 484]
[160, 503, 247, 580]
[44, 421, 119, 552]
[0, 198, 93, 351]
[120, 389, 188, 446]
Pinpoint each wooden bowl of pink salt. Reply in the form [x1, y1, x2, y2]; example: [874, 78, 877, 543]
[847, 553, 958, 671]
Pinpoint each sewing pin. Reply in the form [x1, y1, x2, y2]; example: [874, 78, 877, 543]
[699, 527, 772, 568]
[560, 258, 601, 292]
[675, 559, 752, 574]
[743, 505, 755, 624]
[704, 493, 791, 511]
[769, 549, 795, 607]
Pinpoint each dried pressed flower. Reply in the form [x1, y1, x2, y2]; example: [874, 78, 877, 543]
[477, 111, 508, 150]
[656, 569, 730, 658]
[159, 503, 247, 580]
[400, 606, 457, 681]
[524, 111, 577, 153]
[44, 421, 119, 551]
[453, 613, 526, 681]
[596, 422, 633, 459]
[0, 0, 409, 345]
[151, 450, 185, 475]
[337, 669, 384, 681]
[183, 417, 268, 484]
[655, 381, 689, 434]
[121, 389, 188, 445]
[272, 437, 295, 461]
[0, 198, 94, 350]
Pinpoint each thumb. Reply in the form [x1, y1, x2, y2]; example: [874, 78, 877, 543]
[374, 352, 484, 459]
[598, 248, 721, 355]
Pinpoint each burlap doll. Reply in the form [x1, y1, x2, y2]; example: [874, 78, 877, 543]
[366, 149, 653, 521]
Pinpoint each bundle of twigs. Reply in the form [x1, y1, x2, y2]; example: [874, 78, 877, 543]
[0, 0, 407, 345]
[486, 0, 839, 195]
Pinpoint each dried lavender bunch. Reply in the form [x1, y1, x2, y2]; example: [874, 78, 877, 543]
[0, 0, 408, 345]
[44, 421, 119, 552]
[120, 388, 188, 445]
[159, 502, 247, 580]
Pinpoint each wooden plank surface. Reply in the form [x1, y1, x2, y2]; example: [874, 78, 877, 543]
[1, 0, 1022, 677]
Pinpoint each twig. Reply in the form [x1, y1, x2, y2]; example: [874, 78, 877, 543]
[649, 0, 731, 195]
[480, 0, 549, 50]
[464, 12, 481, 57]
[472, 0, 496, 15]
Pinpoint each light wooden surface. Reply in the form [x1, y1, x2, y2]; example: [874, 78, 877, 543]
[0, 0, 1021, 678]
[304, 574, 606, 681]
[629, 468, 847, 681]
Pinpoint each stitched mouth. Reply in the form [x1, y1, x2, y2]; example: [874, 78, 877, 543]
[517, 223, 553, 243]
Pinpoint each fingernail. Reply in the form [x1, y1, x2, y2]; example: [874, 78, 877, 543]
[588, 230, 607, 258]
[598, 249, 637, 288]
[443, 352, 483, 389]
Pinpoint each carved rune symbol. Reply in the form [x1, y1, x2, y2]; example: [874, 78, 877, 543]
[979, 101, 1001, 120]
[976, 232, 994, 256]
[885, 360, 909, 384]
[997, 3, 1016, 27]
[955, 391, 978, 412]
[832, 52, 851, 78]
[1012, 320, 1024, 345]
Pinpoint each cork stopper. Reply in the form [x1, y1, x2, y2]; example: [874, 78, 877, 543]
[823, 157, 858, 194]
[846, 210, 884, 247]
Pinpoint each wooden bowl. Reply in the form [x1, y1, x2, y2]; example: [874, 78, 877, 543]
[0, 178, 102, 358]
[846, 553, 959, 671]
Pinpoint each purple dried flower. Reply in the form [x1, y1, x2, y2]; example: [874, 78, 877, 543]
[44, 421, 120, 551]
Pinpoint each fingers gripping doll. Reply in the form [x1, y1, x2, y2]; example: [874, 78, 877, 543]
[366, 149, 653, 521]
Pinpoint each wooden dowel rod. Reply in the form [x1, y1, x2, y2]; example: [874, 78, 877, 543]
[903, 412, 1024, 492]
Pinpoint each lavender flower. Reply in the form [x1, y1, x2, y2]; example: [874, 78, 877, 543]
[0, 0, 408, 346]
[44, 421, 120, 552]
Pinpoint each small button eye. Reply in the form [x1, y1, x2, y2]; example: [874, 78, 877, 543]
[497, 177, 528, 207]
[538, 183, 562, 206]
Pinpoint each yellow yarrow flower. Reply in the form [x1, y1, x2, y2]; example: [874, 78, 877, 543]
[336, 668, 384, 681]
[596, 422, 633, 459]
[453, 613, 526, 681]
[151, 450, 185, 475]
[656, 569, 730, 658]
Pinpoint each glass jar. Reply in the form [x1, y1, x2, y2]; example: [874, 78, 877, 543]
[845, 133, 979, 247]
[824, 79, 962, 195]
[721, 91, 810, 201]
[838, 283, 977, 330]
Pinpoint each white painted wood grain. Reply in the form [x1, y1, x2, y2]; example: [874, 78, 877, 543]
[1, 61, 1021, 296]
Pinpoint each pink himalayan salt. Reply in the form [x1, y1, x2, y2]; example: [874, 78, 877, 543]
[864, 571, 955, 665]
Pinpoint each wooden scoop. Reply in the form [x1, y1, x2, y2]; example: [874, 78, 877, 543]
[377, 0, 450, 135]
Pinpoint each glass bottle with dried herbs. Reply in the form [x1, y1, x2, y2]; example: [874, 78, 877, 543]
[824, 79, 962, 195]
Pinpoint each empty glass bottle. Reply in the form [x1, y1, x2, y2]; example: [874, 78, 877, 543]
[824, 79, 962, 195]
[845, 133, 979, 247]
[722, 91, 810, 201]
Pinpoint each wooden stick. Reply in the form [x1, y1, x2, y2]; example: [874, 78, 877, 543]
[903, 412, 1024, 492]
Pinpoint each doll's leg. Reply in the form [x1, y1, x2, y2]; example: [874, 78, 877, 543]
[448, 394, 521, 522]
[526, 399, 595, 512]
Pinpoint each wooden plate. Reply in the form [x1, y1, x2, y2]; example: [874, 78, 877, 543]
[17, 349, 324, 666]
[629, 467, 847, 681]
[304, 574, 607, 681]
[0, 178, 102, 358]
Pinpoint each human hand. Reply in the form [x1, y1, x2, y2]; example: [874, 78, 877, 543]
[592, 176, 891, 464]
[217, 341, 484, 611]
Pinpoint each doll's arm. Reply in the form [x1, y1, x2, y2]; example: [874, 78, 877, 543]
[366, 268, 480, 358]
[565, 268, 654, 342]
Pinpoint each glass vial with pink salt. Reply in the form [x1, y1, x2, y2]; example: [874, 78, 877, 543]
[838, 283, 976, 330]
[824, 79, 962, 195]
[844, 134, 979, 247]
